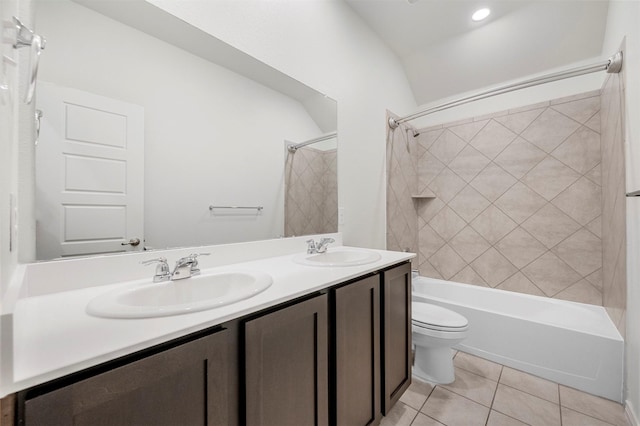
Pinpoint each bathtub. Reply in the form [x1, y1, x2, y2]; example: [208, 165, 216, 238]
[412, 276, 624, 402]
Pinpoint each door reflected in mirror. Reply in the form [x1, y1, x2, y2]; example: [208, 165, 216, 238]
[33, 0, 337, 261]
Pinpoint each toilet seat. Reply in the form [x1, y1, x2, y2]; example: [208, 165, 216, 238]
[411, 301, 469, 384]
[412, 302, 468, 332]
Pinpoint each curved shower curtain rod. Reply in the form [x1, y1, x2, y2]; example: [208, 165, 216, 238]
[388, 51, 623, 130]
[287, 131, 338, 153]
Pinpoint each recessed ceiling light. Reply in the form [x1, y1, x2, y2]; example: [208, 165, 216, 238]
[472, 8, 491, 21]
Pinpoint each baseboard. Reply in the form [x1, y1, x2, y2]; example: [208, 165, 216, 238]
[626, 400, 639, 426]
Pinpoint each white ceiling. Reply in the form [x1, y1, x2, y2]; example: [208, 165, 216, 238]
[345, 0, 610, 106]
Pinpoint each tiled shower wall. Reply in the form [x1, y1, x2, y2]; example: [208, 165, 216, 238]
[284, 147, 338, 237]
[386, 120, 419, 255]
[600, 44, 627, 336]
[388, 91, 608, 305]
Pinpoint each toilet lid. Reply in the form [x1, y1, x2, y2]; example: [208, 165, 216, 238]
[412, 302, 468, 329]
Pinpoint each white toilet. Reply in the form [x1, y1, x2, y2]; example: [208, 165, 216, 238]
[412, 301, 469, 384]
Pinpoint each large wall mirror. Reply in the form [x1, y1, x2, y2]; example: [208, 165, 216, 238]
[33, 0, 337, 261]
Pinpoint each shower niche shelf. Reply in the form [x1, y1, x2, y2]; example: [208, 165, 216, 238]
[411, 190, 436, 200]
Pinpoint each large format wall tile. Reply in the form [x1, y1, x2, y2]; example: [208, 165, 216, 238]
[429, 130, 467, 164]
[494, 137, 547, 179]
[470, 120, 517, 159]
[521, 157, 581, 201]
[470, 163, 518, 202]
[521, 204, 582, 249]
[470, 248, 518, 287]
[521, 252, 582, 297]
[386, 120, 419, 255]
[449, 226, 491, 263]
[387, 92, 606, 305]
[386, 87, 627, 312]
[285, 147, 337, 237]
[494, 182, 547, 224]
[521, 108, 581, 153]
[495, 227, 547, 269]
[551, 126, 601, 174]
[599, 56, 626, 336]
[470, 205, 517, 245]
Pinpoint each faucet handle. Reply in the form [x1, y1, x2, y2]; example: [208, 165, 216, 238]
[141, 257, 167, 265]
[141, 257, 171, 282]
[185, 253, 210, 274]
[189, 252, 211, 258]
[316, 237, 335, 253]
[306, 239, 317, 254]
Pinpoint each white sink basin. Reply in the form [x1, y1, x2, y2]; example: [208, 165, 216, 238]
[293, 248, 382, 267]
[86, 270, 273, 319]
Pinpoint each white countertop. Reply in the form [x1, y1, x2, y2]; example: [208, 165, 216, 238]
[5, 245, 413, 397]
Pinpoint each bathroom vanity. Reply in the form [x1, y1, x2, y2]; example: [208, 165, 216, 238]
[0, 237, 413, 426]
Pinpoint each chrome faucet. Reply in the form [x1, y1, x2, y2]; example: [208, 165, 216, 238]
[141, 257, 171, 282]
[142, 253, 210, 282]
[306, 237, 335, 254]
[171, 253, 210, 280]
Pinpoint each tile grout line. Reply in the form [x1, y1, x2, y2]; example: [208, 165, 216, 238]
[434, 379, 497, 411]
[416, 381, 437, 414]
[491, 407, 534, 426]
[455, 356, 573, 410]
[406, 356, 622, 426]
[559, 384, 563, 426]
[485, 365, 504, 426]
[406, 402, 419, 426]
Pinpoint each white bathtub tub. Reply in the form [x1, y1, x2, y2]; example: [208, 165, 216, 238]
[412, 276, 624, 402]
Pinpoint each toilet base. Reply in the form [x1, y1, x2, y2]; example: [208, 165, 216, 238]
[413, 346, 455, 384]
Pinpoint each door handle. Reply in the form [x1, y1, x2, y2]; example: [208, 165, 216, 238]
[121, 238, 141, 247]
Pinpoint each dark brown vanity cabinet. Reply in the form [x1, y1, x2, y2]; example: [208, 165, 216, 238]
[381, 262, 412, 414]
[17, 261, 411, 426]
[333, 275, 381, 426]
[332, 262, 411, 425]
[22, 326, 239, 426]
[244, 293, 329, 426]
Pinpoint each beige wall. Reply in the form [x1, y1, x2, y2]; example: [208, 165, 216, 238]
[285, 147, 337, 237]
[388, 91, 609, 305]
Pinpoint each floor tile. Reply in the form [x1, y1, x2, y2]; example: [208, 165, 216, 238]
[381, 402, 418, 426]
[486, 410, 528, 426]
[561, 406, 617, 426]
[559, 385, 627, 426]
[454, 351, 503, 381]
[410, 413, 444, 426]
[499, 366, 559, 404]
[492, 384, 561, 426]
[421, 387, 490, 426]
[382, 353, 628, 426]
[400, 378, 435, 411]
[440, 366, 498, 407]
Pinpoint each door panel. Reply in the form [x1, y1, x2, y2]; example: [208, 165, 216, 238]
[36, 82, 144, 259]
[335, 275, 381, 426]
[245, 294, 328, 426]
[24, 328, 238, 426]
[382, 262, 412, 414]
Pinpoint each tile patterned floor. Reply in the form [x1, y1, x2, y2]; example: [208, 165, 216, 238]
[382, 351, 628, 426]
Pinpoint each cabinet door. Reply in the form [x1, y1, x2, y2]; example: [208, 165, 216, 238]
[245, 294, 328, 426]
[334, 275, 381, 426]
[24, 327, 238, 426]
[382, 262, 412, 414]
